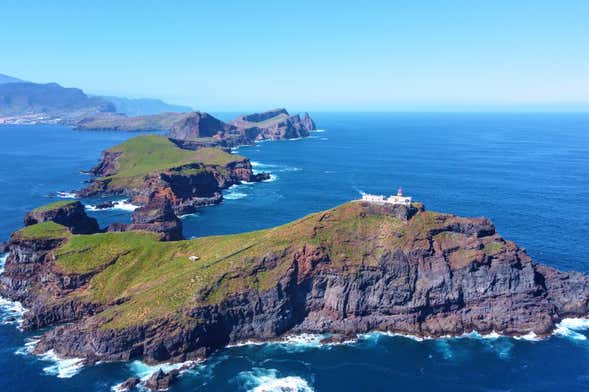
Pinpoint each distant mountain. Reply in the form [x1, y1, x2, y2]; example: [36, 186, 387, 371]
[0, 82, 115, 121]
[99, 96, 193, 116]
[0, 73, 26, 84]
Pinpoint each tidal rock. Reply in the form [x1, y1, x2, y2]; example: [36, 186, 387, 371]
[144, 369, 180, 391]
[94, 200, 115, 210]
[118, 377, 140, 391]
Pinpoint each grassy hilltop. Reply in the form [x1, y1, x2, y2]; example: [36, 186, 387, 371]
[92, 134, 245, 189]
[20, 201, 507, 330]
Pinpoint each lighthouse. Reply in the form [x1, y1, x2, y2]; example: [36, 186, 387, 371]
[361, 187, 412, 206]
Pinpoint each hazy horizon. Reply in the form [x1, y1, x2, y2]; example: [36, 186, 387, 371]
[2, 1, 588, 112]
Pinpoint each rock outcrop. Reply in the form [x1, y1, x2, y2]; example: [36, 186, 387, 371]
[1, 201, 588, 366]
[24, 201, 99, 234]
[108, 195, 183, 241]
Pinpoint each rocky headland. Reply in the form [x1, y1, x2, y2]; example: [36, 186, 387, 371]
[76, 108, 316, 147]
[77, 134, 269, 215]
[1, 199, 588, 380]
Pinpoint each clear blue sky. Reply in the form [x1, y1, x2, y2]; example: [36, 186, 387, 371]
[1, 0, 588, 111]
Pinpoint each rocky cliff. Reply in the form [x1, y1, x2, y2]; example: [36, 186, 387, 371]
[76, 108, 316, 147]
[24, 200, 99, 234]
[1, 201, 588, 367]
[78, 135, 269, 215]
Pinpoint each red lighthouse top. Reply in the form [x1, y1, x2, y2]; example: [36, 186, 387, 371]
[397, 187, 404, 196]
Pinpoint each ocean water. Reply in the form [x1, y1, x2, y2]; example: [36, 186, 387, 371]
[1, 113, 589, 391]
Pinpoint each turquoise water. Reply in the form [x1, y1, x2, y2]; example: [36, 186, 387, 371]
[1, 113, 589, 391]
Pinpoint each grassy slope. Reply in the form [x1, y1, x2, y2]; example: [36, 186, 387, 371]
[32, 200, 78, 213]
[100, 135, 244, 188]
[237, 113, 289, 128]
[15, 221, 72, 240]
[46, 202, 506, 329]
[78, 112, 191, 131]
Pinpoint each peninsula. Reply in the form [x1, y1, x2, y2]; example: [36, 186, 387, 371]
[77, 134, 269, 215]
[2, 198, 588, 380]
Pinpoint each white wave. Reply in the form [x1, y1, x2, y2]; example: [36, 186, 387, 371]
[554, 318, 589, 341]
[85, 199, 139, 212]
[311, 129, 326, 133]
[263, 174, 278, 183]
[0, 296, 26, 327]
[225, 191, 248, 200]
[512, 332, 541, 341]
[238, 368, 314, 392]
[15, 337, 40, 356]
[56, 191, 78, 199]
[39, 350, 85, 378]
[127, 359, 197, 380]
[179, 212, 200, 219]
[0, 253, 7, 273]
[251, 161, 278, 169]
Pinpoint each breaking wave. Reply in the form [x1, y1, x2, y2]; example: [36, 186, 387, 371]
[56, 191, 77, 199]
[85, 199, 139, 212]
[225, 191, 248, 200]
[237, 368, 314, 392]
[554, 318, 589, 341]
[39, 350, 85, 379]
[263, 174, 278, 183]
[126, 359, 197, 380]
[0, 253, 27, 327]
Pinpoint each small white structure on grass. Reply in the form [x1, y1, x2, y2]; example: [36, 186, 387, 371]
[361, 187, 412, 206]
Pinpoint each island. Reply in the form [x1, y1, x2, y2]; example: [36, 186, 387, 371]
[77, 134, 269, 216]
[76, 108, 316, 147]
[2, 197, 588, 391]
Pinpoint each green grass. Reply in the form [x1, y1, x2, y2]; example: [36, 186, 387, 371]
[32, 200, 77, 213]
[99, 135, 244, 188]
[14, 222, 71, 240]
[237, 113, 289, 128]
[41, 201, 498, 330]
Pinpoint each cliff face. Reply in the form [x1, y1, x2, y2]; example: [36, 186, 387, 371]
[75, 109, 317, 147]
[78, 135, 269, 215]
[2, 201, 588, 365]
[229, 108, 316, 141]
[24, 201, 99, 234]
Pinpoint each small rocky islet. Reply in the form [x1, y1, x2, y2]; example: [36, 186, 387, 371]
[2, 109, 589, 390]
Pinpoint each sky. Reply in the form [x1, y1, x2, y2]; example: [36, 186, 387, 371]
[1, 0, 588, 111]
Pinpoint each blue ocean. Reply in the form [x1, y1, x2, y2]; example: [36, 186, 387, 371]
[1, 113, 589, 391]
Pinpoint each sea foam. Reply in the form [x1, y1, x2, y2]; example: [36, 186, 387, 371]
[56, 191, 78, 199]
[554, 318, 589, 341]
[39, 350, 85, 378]
[237, 368, 314, 392]
[0, 253, 27, 327]
[86, 199, 139, 212]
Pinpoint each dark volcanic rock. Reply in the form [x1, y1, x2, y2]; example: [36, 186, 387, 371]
[118, 377, 140, 391]
[24, 201, 99, 234]
[107, 196, 183, 241]
[94, 200, 115, 210]
[144, 368, 181, 391]
[168, 111, 238, 140]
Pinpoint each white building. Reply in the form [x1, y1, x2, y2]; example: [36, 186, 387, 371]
[361, 187, 412, 206]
